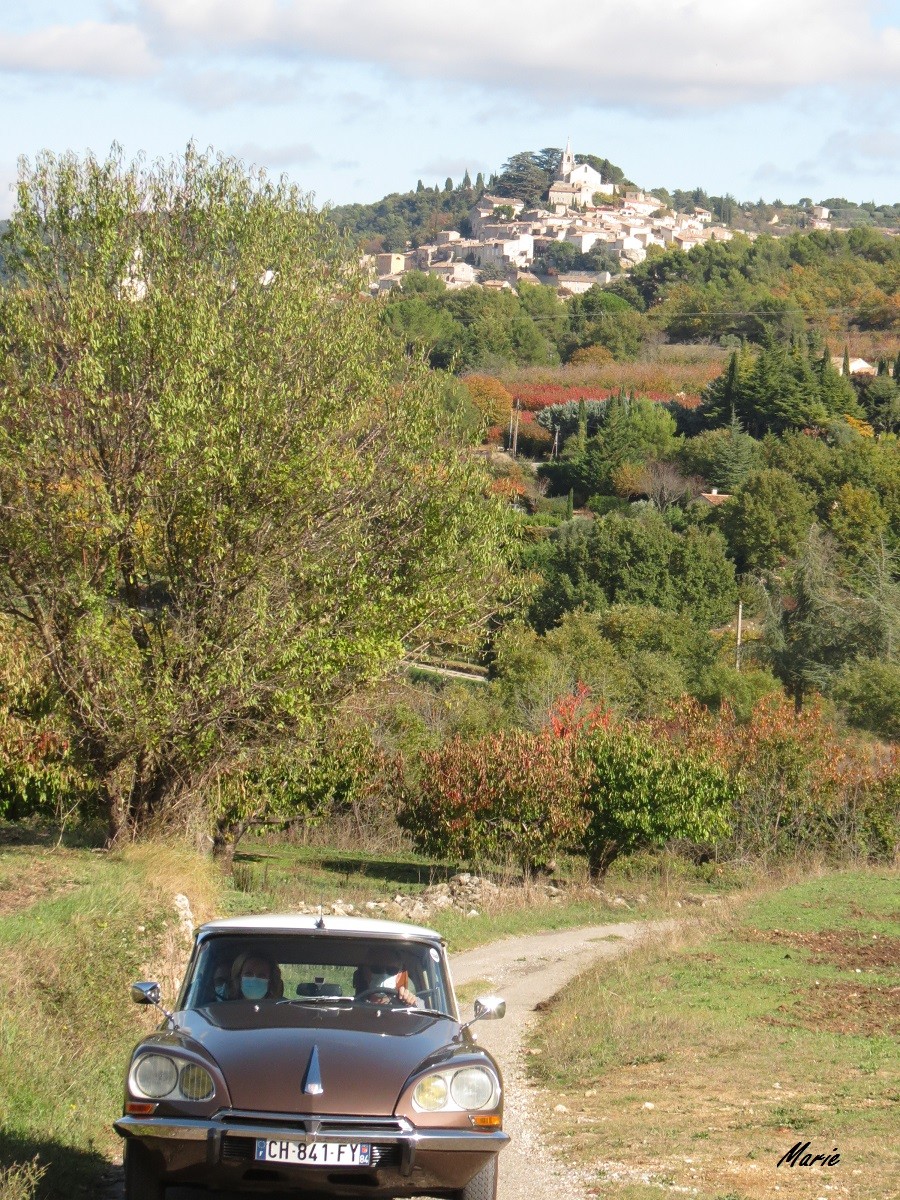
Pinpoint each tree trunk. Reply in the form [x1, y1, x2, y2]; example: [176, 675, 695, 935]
[586, 840, 620, 881]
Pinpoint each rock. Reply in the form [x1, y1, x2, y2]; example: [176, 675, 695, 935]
[554, 1104, 569, 1113]
[642, 1102, 655, 1110]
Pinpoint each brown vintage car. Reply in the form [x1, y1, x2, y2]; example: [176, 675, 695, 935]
[115, 914, 508, 1199]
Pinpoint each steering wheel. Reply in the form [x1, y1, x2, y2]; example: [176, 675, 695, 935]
[355, 987, 405, 1005]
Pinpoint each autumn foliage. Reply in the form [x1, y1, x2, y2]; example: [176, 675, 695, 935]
[462, 374, 514, 425]
[392, 688, 898, 876]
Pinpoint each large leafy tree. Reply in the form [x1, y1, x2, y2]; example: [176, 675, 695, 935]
[0, 148, 508, 842]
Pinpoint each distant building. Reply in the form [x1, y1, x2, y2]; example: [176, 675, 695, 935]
[831, 356, 877, 376]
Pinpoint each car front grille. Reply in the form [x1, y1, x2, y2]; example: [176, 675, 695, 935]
[220, 1111, 408, 1136]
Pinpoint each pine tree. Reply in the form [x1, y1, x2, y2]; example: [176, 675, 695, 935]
[818, 349, 861, 417]
[711, 411, 757, 491]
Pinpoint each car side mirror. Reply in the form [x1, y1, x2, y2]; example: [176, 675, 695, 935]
[458, 994, 506, 1036]
[131, 981, 174, 1026]
[473, 995, 506, 1022]
[131, 981, 161, 1005]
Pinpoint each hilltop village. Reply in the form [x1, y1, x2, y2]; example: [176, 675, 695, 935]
[367, 141, 833, 296]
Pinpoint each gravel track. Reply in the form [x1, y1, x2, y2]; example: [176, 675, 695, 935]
[450, 920, 673, 1200]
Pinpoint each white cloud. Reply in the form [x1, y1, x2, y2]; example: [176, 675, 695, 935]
[229, 140, 321, 168]
[173, 66, 307, 111]
[0, 21, 157, 78]
[135, 0, 900, 109]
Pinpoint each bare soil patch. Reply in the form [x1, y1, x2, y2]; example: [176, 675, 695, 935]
[0, 857, 80, 917]
[744, 926, 900, 970]
[765, 980, 900, 1036]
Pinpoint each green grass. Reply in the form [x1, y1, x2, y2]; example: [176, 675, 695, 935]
[529, 867, 900, 1200]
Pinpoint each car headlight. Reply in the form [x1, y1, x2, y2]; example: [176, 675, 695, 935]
[179, 1063, 215, 1100]
[132, 1055, 216, 1102]
[411, 1066, 499, 1113]
[413, 1074, 449, 1111]
[134, 1054, 179, 1098]
[450, 1067, 495, 1110]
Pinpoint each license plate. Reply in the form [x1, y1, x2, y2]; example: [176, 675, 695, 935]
[254, 1138, 371, 1166]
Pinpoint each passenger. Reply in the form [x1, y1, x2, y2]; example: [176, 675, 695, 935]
[230, 950, 284, 1000]
[212, 961, 232, 1002]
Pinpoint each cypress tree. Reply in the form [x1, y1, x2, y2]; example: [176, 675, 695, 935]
[462, 169, 472, 190]
[842, 346, 851, 378]
[893, 352, 900, 382]
[566, 488, 574, 520]
[576, 398, 587, 453]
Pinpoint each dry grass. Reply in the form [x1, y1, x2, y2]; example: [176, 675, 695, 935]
[0, 1159, 46, 1200]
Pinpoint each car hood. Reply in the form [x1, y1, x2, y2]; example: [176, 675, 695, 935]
[169, 1002, 460, 1115]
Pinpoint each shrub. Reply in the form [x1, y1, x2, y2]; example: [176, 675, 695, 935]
[575, 724, 735, 877]
[392, 727, 588, 874]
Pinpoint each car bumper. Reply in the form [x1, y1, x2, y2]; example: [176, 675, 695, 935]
[115, 1113, 509, 1196]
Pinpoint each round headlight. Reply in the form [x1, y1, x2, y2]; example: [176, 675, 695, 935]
[413, 1074, 449, 1111]
[134, 1054, 178, 1098]
[179, 1063, 214, 1101]
[450, 1067, 495, 1110]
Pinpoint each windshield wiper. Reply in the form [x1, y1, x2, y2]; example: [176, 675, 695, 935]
[278, 996, 354, 1007]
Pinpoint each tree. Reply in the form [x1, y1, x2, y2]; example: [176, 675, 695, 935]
[709, 412, 759, 490]
[493, 151, 553, 206]
[721, 469, 815, 573]
[461, 375, 514, 427]
[761, 527, 867, 711]
[0, 147, 509, 842]
[576, 723, 734, 877]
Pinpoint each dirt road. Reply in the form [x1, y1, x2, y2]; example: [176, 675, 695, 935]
[451, 920, 673, 1200]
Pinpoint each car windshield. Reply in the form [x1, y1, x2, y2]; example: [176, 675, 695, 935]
[179, 933, 455, 1017]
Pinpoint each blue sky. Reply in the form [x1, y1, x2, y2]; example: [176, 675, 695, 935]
[0, 1, 898, 217]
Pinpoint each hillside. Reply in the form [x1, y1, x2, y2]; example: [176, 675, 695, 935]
[326, 148, 900, 252]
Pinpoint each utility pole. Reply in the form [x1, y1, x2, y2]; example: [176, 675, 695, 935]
[735, 599, 743, 671]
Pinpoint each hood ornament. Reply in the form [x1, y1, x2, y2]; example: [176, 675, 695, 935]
[302, 1044, 324, 1096]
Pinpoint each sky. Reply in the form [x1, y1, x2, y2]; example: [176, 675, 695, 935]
[0, 0, 899, 218]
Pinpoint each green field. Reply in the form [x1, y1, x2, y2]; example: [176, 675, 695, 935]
[529, 869, 900, 1200]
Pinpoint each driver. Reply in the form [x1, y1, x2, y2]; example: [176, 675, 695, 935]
[352, 951, 419, 1007]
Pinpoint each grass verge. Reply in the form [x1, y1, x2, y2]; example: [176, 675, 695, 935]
[528, 868, 900, 1200]
[0, 842, 219, 1199]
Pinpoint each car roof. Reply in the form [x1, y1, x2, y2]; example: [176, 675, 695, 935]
[197, 913, 444, 943]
